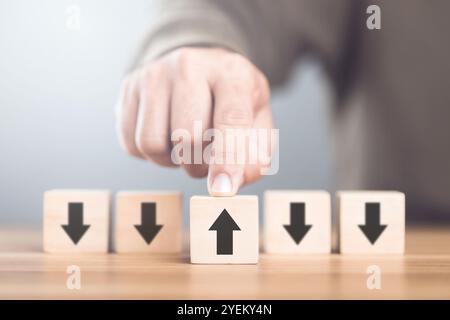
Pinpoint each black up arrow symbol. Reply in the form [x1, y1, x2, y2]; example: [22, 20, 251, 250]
[209, 209, 241, 255]
[134, 202, 163, 244]
[283, 202, 312, 244]
[358, 203, 387, 244]
[61, 203, 90, 245]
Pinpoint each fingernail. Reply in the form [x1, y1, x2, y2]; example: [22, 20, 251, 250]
[210, 173, 232, 195]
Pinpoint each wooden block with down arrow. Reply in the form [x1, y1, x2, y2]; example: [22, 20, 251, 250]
[337, 191, 405, 254]
[264, 190, 331, 254]
[190, 196, 259, 264]
[43, 190, 111, 253]
[114, 191, 182, 253]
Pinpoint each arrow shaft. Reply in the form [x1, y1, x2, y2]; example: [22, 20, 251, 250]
[290, 202, 306, 226]
[68, 203, 84, 225]
[365, 203, 381, 225]
[141, 202, 156, 225]
[216, 230, 234, 255]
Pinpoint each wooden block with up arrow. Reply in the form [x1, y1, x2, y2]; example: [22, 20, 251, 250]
[264, 190, 331, 254]
[337, 191, 405, 254]
[43, 190, 110, 253]
[114, 191, 182, 253]
[190, 196, 258, 264]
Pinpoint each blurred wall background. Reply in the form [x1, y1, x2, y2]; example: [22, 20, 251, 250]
[0, 0, 333, 225]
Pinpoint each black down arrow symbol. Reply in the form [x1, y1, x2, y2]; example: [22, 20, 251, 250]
[61, 202, 90, 245]
[358, 202, 387, 244]
[283, 202, 312, 244]
[134, 202, 163, 244]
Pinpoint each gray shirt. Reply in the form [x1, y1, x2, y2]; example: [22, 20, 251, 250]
[135, 0, 450, 221]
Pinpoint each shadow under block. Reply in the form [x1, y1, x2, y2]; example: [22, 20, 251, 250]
[190, 196, 259, 264]
[338, 191, 405, 254]
[264, 190, 331, 254]
[114, 191, 182, 253]
[43, 190, 110, 253]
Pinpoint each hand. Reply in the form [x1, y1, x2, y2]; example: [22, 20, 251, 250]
[116, 47, 274, 196]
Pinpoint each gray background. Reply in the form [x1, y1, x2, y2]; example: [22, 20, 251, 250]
[0, 0, 333, 225]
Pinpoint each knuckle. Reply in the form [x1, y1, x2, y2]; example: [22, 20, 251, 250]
[136, 134, 168, 157]
[225, 55, 255, 82]
[176, 47, 194, 65]
[227, 52, 248, 66]
[173, 48, 204, 80]
[140, 63, 165, 86]
[118, 130, 140, 158]
[240, 67, 255, 83]
[124, 144, 140, 158]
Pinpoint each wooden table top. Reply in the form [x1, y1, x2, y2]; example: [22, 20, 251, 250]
[0, 226, 449, 299]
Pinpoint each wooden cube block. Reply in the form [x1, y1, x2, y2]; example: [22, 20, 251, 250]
[264, 190, 331, 254]
[190, 196, 258, 264]
[338, 191, 405, 254]
[114, 191, 182, 253]
[43, 190, 110, 253]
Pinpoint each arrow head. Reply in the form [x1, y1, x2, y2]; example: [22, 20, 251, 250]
[284, 202, 312, 245]
[61, 224, 90, 245]
[209, 209, 241, 231]
[358, 224, 387, 244]
[209, 209, 241, 255]
[134, 224, 163, 245]
[283, 224, 312, 244]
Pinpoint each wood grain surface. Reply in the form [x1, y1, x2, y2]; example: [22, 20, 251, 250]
[0, 226, 449, 299]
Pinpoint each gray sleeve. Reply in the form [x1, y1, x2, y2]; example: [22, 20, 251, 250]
[133, 0, 355, 86]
